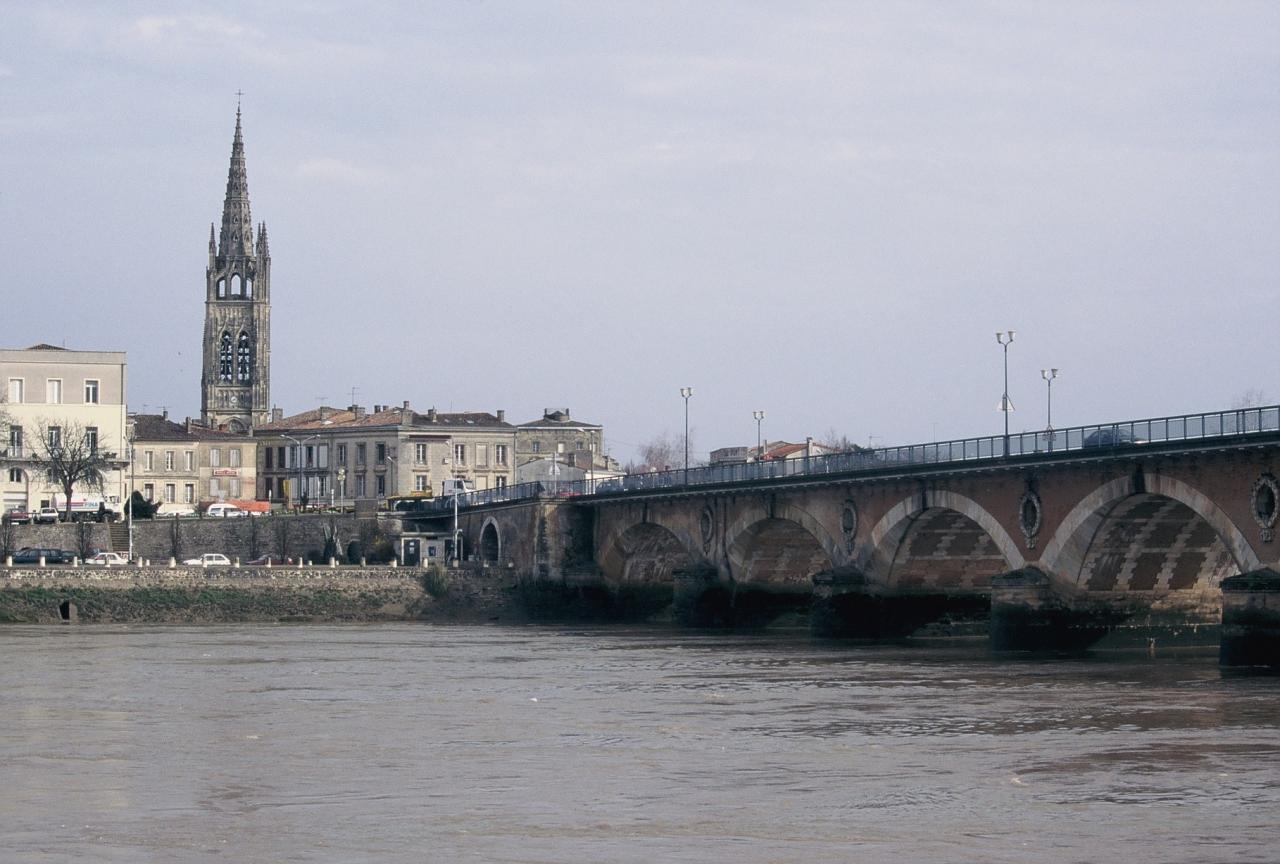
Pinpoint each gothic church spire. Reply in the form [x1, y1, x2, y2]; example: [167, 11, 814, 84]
[218, 107, 253, 259]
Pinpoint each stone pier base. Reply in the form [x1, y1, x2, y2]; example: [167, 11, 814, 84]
[811, 570, 986, 639]
[673, 565, 729, 627]
[990, 567, 1118, 651]
[1220, 569, 1280, 668]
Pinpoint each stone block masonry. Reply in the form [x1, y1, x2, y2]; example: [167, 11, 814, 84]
[1, 514, 397, 564]
[0, 564, 528, 625]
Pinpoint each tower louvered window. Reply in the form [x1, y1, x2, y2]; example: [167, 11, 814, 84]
[237, 331, 252, 383]
[219, 331, 233, 382]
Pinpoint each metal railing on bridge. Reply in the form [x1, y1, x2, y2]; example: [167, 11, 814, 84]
[403, 405, 1280, 513]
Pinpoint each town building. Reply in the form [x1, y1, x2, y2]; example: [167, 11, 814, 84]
[129, 413, 258, 515]
[201, 106, 272, 433]
[515, 409, 617, 472]
[709, 438, 840, 466]
[0, 345, 129, 512]
[254, 404, 517, 506]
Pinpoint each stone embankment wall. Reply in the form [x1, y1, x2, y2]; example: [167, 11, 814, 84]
[0, 564, 527, 625]
[1, 514, 403, 564]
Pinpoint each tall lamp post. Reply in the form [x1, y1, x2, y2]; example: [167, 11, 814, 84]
[1041, 368, 1059, 449]
[127, 427, 135, 563]
[996, 331, 1015, 456]
[443, 456, 461, 565]
[281, 433, 318, 511]
[753, 410, 765, 462]
[680, 387, 693, 485]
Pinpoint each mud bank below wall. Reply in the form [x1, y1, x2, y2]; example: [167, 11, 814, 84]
[0, 567, 531, 625]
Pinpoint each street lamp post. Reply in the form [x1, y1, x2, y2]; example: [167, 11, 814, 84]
[753, 410, 765, 462]
[127, 431, 135, 563]
[996, 331, 1015, 456]
[680, 387, 693, 485]
[443, 456, 461, 565]
[384, 452, 397, 507]
[281, 433, 318, 511]
[1041, 368, 1059, 451]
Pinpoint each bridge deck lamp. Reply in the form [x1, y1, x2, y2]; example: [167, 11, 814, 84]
[753, 410, 765, 462]
[680, 387, 693, 485]
[996, 331, 1015, 456]
[1041, 367, 1059, 440]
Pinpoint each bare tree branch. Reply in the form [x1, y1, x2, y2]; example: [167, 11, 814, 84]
[26, 418, 117, 521]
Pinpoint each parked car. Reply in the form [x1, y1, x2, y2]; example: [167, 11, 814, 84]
[2, 507, 32, 524]
[246, 554, 294, 566]
[11, 547, 75, 564]
[33, 507, 61, 524]
[87, 551, 130, 566]
[206, 504, 248, 518]
[1082, 427, 1146, 448]
[183, 553, 232, 566]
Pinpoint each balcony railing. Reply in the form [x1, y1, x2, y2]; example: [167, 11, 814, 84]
[401, 405, 1280, 513]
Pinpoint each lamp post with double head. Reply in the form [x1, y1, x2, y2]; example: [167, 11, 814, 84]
[1041, 368, 1059, 450]
[281, 433, 318, 512]
[996, 331, 1015, 456]
[680, 387, 693, 485]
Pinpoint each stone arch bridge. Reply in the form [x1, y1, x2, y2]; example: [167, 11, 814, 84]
[409, 416, 1280, 650]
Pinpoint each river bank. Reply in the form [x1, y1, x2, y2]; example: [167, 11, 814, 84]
[0, 566, 535, 625]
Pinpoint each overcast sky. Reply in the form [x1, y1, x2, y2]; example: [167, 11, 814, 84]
[2, 2, 1276, 464]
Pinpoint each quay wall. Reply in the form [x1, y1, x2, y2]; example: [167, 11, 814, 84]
[0, 514, 402, 564]
[0, 564, 524, 625]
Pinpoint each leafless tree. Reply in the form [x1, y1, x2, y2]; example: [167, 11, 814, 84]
[247, 516, 261, 560]
[27, 418, 118, 521]
[0, 518, 16, 560]
[818, 428, 873, 455]
[1232, 389, 1268, 409]
[627, 430, 700, 473]
[169, 515, 183, 562]
[276, 519, 292, 560]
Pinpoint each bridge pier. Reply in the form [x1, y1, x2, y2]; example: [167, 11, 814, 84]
[811, 570, 987, 639]
[672, 565, 729, 627]
[1220, 569, 1280, 667]
[990, 567, 1122, 651]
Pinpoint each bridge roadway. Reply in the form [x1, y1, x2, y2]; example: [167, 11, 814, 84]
[407, 405, 1280, 657]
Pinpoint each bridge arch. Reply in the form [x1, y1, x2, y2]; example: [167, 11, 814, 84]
[1040, 472, 1261, 590]
[722, 501, 843, 571]
[724, 512, 834, 626]
[597, 521, 697, 590]
[868, 490, 1025, 590]
[479, 517, 501, 565]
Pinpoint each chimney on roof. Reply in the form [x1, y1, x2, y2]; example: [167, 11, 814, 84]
[186, 418, 193, 433]
[428, 407, 437, 422]
[162, 408, 168, 421]
[563, 408, 570, 420]
[496, 409, 505, 423]
[272, 407, 284, 423]
[319, 406, 329, 421]
[403, 400, 410, 410]
[354, 405, 365, 419]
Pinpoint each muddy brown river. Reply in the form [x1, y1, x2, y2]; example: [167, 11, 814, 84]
[2, 624, 1277, 862]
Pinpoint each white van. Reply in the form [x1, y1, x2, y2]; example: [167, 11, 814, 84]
[206, 503, 247, 518]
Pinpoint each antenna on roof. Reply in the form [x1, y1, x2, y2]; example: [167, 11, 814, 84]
[315, 395, 327, 406]
[349, 386, 359, 405]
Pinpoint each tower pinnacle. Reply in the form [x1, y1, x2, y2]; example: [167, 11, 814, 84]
[217, 106, 253, 259]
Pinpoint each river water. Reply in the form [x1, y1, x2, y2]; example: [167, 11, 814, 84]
[2, 624, 1277, 863]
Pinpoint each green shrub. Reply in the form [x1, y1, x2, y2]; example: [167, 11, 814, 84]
[422, 565, 449, 598]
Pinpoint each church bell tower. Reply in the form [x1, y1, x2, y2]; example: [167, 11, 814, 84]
[201, 106, 271, 432]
